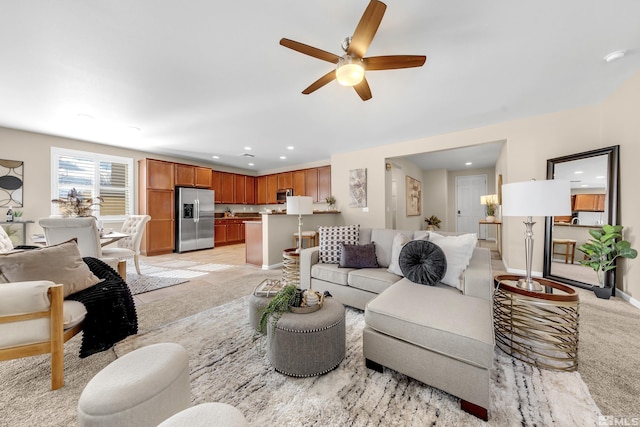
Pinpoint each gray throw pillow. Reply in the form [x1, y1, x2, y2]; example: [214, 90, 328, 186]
[339, 242, 379, 268]
[399, 240, 447, 286]
[0, 239, 102, 297]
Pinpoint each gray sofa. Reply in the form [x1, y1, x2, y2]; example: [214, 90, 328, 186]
[299, 227, 495, 420]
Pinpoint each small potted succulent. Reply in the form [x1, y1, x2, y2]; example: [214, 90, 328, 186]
[12, 210, 23, 221]
[424, 215, 441, 231]
[578, 224, 637, 299]
[325, 195, 337, 211]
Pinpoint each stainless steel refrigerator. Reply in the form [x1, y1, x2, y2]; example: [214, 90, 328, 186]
[176, 187, 215, 253]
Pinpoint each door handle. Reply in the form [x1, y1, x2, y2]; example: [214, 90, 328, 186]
[195, 199, 199, 223]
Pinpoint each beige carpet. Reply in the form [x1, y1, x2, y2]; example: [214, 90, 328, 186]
[114, 297, 600, 426]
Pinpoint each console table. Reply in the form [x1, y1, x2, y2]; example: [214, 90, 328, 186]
[493, 274, 579, 372]
[478, 220, 501, 256]
[0, 220, 34, 246]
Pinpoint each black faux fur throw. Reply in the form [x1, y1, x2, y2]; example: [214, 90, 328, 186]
[66, 257, 138, 358]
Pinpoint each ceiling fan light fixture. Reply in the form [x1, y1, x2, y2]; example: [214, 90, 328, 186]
[336, 55, 365, 86]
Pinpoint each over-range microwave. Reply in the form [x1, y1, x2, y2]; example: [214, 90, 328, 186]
[276, 188, 293, 203]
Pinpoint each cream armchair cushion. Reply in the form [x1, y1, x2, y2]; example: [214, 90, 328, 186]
[0, 225, 15, 253]
[0, 280, 86, 349]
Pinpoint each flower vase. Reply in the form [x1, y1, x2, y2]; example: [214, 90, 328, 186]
[485, 216, 495, 223]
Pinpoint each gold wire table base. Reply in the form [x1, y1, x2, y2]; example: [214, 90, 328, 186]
[493, 275, 579, 372]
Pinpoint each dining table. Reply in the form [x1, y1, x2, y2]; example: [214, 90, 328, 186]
[31, 231, 130, 247]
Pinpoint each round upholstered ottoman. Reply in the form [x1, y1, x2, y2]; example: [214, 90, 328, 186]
[249, 293, 274, 331]
[267, 297, 345, 377]
[158, 402, 248, 427]
[78, 343, 191, 427]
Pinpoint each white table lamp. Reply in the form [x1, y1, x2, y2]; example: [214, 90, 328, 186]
[502, 179, 571, 291]
[287, 196, 314, 253]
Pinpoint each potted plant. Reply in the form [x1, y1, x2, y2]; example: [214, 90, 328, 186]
[424, 215, 441, 231]
[325, 195, 337, 211]
[12, 210, 23, 222]
[578, 224, 637, 299]
[51, 188, 102, 218]
[258, 284, 302, 334]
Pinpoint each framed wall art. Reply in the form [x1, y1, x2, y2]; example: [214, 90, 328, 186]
[0, 159, 24, 207]
[349, 168, 367, 207]
[406, 175, 421, 216]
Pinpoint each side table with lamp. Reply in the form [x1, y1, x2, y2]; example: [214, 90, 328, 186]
[497, 179, 579, 371]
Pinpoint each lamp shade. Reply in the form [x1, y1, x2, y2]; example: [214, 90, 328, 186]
[502, 179, 571, 217]
[286, 196, 313, 215]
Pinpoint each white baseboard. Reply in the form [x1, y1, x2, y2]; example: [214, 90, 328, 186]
[262, 262, 283, 270]
[615, 288, 640, 310]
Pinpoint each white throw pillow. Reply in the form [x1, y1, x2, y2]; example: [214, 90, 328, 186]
[387, 233, 410, 276]
[428, 232, 477, 290]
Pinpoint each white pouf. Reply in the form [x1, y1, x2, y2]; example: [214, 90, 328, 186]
[158, 402, 249, 427]
[78, 342, 191, 427]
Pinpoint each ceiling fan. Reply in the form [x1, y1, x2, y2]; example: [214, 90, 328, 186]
[280, 0, 426, 101]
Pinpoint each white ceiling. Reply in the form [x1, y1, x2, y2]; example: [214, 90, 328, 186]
[1, 1, 639, 173]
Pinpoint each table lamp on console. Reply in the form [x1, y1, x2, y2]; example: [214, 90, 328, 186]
[502, 179, 571, 292]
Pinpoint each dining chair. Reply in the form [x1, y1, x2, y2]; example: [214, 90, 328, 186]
[38, 217, 126, 278]
[101, 215, 151, 275]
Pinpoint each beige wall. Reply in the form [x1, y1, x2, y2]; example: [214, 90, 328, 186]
[422, 169, 448, 231]
[333, 70, 640, 299]
[0, 127, 249, 237]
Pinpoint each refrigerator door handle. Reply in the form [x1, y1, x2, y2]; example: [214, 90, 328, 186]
[195, 199, 199, 223]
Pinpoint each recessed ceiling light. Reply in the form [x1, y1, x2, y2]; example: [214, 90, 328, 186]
[595, 175, 605, 179]
[603, 50, 626, 63]
[581, 184, 589, 187]
[77, 114, 94, 120]
[248, 163, 255, 166]
[287, 146, 294, 150]
[280, 156, 286, 160]
[574, 171, 584, 174]
[127, 126, 141, 132]
[212, 155, 219, 159]
[244, 146, 252, 151]
[465, 162, 472, 166]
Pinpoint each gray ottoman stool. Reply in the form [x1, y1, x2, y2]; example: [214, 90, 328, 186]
[249, 293, 274, 331]
[267, 297, 345, 377]
[78, 343, 191, 427]
[158, 402, 248, 427]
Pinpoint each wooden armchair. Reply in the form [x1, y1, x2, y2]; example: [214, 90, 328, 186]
[0, 281, 86, 390]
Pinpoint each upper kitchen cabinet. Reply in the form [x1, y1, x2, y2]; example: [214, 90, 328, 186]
[219, 172, 235, 204]
[245, 176, 256, 204]
[267, 174, 278, 204]
[317, 166, 331, 202]
[277, 172, 292, 190]
[573, 194, 605, 211]
[304, 168, 319, 202]
[256, 176, 267, 204]
[293, 170, 305, 197]
[175, 164, 212, 188]
[144, 159, 174, 190]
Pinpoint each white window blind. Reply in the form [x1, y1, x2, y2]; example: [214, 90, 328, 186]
[51, 147, 134, 220]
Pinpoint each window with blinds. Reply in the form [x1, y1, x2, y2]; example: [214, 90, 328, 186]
[51, 147, 134, 220]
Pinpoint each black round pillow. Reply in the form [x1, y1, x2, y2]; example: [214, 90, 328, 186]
[398, 240, 447, 286]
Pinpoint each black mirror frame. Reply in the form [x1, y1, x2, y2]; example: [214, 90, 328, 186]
[543, 145, 620, 293]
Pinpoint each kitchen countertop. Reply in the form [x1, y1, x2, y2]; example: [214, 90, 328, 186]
[261, 210, 341, 215]
[554, 222, 602, 228]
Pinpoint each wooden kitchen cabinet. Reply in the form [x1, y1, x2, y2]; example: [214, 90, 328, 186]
[267, 174, 278, 204]
[214, 221, 227, 245]
[257, 176, 267, 204]
[245, 176, 256, 204]
[234, 175, 246, 204]
[573, 194, 605, 212]
[293, 170, 305, 196]
[317, 166, 331, 203]
[138, 159, 175, 256]
[277, 172, 292, 190]
[226, 221, 242, 243]
[305, 168, 319, 202]
[211, 171, 221, 202]
[219, 172, 235, 203]
[175, 164, 212, 188]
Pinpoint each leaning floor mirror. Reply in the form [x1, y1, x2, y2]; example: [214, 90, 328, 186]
[543, 145, 619, 293]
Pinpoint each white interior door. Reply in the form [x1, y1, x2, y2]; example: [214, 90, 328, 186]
[456, 175, 487, 235]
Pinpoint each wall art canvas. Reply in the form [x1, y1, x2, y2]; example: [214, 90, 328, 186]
[0, 159, 23, 207]
[406, 175, 421, 216]
[349, 168, 367, 207]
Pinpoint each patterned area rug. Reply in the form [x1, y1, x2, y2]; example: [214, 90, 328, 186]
[115, 297, 602, 426]
[126, 260, 234, 295]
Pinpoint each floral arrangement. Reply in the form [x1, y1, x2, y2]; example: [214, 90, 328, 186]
[424, 215, 441, 229]
[51, 188, 102, 218]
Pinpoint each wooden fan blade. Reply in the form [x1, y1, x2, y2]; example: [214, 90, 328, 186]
[280, 38, 340, 63]
[348, 0, 387, 58]
[364, 55, 426, 70]
[353, 77, 372, 101]
[302, 70, 336, 94]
